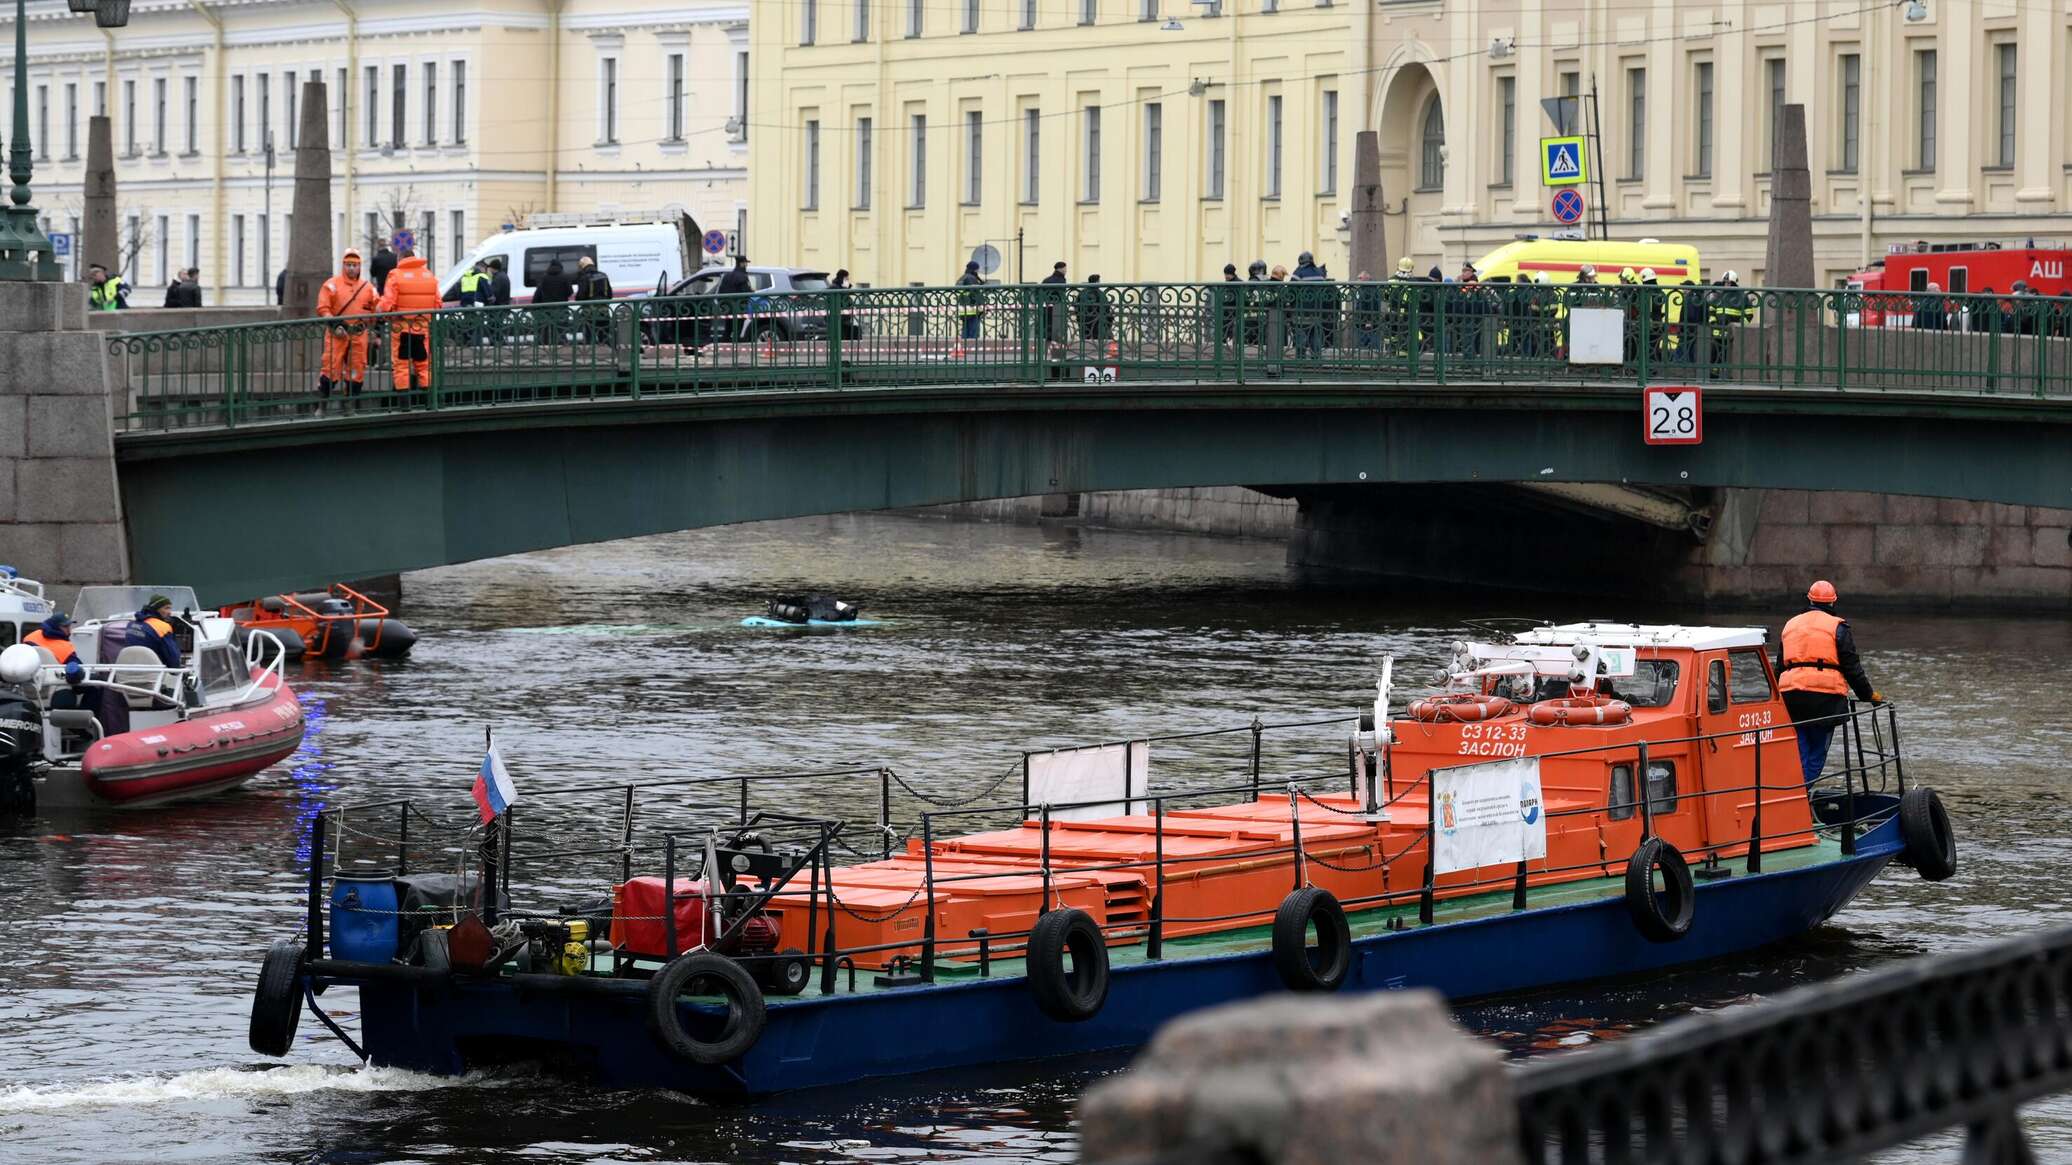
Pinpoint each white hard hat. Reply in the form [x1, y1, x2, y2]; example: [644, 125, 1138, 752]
[1723, 270, 1739, 282]
[1533, 272, 1551, 284]
[1639, 267, 1657, 281]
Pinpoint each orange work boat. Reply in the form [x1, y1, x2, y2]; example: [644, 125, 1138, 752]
[221, 583, 417, 661]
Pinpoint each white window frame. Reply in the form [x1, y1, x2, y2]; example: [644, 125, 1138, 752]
[1142, 101, 1162, 201]
[1082, 104, 1101, 202]
[1265, 93, 1282, 198]
[451, 59, 468, 145]
[422, 60, 437, 146]
[909, 112, 927, 207]
[363, 65, 379, 151]
[596, 46, 621, 145]
[1206, 98, 1225, 199]
[64, 82, 76, 160]
[285, 70, 297, 150]
[665, 51, 686, 142]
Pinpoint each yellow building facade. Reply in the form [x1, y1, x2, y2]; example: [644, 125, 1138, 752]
[4, 0, 751, 305]
[752, 0, 2072, 288]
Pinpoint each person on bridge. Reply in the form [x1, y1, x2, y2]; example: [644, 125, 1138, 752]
[86, 264, 129, 311]
[955, 260, 985, 345]
[377, 247, 441, 399]
[126, 596, 184, 669]
[1776, 580, 1881, 786]
[369, 243, 398, 294]
[316, 248, 379, 413]
[486, 258, 513, 307]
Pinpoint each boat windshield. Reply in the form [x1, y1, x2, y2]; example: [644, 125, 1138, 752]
[1506, 659, 1682, 708]
[74, 586, 203, 623]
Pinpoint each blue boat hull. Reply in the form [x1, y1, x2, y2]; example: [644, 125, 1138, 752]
[347, 814, 1901, 1095]
[740, 616, 883, 629]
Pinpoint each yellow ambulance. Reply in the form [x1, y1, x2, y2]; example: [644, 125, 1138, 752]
[1469, 237, 1703, 286]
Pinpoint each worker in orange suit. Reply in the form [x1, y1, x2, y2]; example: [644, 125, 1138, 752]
[377, 246, 441, 400]
[316, 248, 379, 413]
[1775, 580, 1881, 786]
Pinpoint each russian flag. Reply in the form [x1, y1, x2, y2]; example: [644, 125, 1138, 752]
[471, 741, 518, 824]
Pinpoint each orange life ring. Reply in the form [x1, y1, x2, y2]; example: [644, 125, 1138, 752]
[1408, 694, 1516, 723]
[1527, 696, 1634, 727]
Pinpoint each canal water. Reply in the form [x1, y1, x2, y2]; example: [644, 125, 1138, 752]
[2, 512, 2067, 1164]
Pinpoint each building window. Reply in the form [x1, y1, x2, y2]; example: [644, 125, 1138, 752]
[1206, 98, 1225, 199]
[419, 211, 435, 269]
[258, 213, 271, 292]
[335, 67, 347, 147]
[64, 83, 76, 160]
[1079, 0, 1094, 24]
[1143, 101, 1162, 201]
[1838, 53, 1859, 173]
[1262, 0, 1276, 12]
[1023, 107, 1040, 202]
[156, 214, 169, 285]
[148, 78, 163, 155]
[855, 0, 870, 41]
[734, 51, 749, 140]
[451, 210, 465, 263]
[1556, 70, 1579, 134]
[666, 54, 685, 141]
[93, 79, 105, 117]
[231, 75, 245, 152]
[907, 0, 922, 36]
[1418, 96, 1444, 189]
[1265, 94, 1282, 197]
[232, 213, 246, 285]
[423, 62, 437, 145]
[1020, 0, 1035, 29]
[391, 63, 406, 149]
[963, 0, 978, 32]
[184, 76, 197, 154]
[856, 116, 873, 208]
[363, 66, 379, 149]
[256, 73, 269, 153]
[286, 71, 298, 149]
[1494, 75, 1514, 186]
[1765, 56, 1785, 167]
[1082, 104, 1101, 201]
[964, 110, 982, 202]
[122, 79, 136, 156]
[1915, 48, 1936, 170]
[1995, 42, 2016, 167]
[909, 113, 927, 206]
[450, 61, 467, 144]
[1140, 0, 1155, 19]
[364, 211, 379, 251]
[1694, 61, 1713, 178]
[805, 119, 821, 209]
[1320, 88, 1338, 194]
[186, 213, 199, 271]
[600, 57, 619, 144]
[1625, 66, 1644, 179]
[804, 0, 819, 42]
[35, 85, 46, 161]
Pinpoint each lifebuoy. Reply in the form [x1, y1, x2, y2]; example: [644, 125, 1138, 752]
[647, 951, 768, 1064]
[1625, 838, 1695, 942]
[248, 939, 306, 1056]
[1528, 696, 1634, 727]
[1899, 786, 1957, 883]
[1408, 694, 1516, 723]
[1026, 908, 1110, 1022]
[1271, 887, 1351, 992]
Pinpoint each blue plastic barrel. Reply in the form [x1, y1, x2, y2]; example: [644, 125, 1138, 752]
[330, 877, 400, 963]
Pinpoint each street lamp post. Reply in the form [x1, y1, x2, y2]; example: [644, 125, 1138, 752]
[1, 0, 132, 281]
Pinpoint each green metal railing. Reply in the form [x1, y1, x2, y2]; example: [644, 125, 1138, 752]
[106, 282, 2072, 432]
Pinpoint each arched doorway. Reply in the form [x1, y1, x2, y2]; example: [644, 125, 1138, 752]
[1377, 61, 1445, 271]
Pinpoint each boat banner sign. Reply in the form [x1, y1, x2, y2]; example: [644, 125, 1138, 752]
[1431, 757, 1548, 875]
[1027, 741, 1149, 821]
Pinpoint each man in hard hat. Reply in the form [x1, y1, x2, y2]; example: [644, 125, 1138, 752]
[316, 247, 379, 414]
[377, 246, 442, 401]
[1775, 580, 1881, 786]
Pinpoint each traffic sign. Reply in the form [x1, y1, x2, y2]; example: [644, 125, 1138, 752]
[702, 229, 728, 255]
[1550, 188, 1586, 225]
[391, 228, 415, 253]
[1643, 386, 1703, 445]
[49, 232, 70, 257]
[1540, 136, 1587, 186]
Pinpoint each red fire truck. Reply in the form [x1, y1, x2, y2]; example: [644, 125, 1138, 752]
[1845, 241, 2072, 326]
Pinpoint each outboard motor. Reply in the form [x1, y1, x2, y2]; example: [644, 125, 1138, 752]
[767, 596, 813, 625]
[767, 593, 860, 624]
[0, 647, 46, 815]
[308, 598, 361, 660]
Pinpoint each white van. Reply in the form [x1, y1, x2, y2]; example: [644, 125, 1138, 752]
[438, 211, 704, 304]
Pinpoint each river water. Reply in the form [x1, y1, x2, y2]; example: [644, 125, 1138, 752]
[1, 511, 2067, 1164]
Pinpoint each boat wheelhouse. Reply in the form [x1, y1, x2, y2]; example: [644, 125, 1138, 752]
[248, 622, 1955, 1096]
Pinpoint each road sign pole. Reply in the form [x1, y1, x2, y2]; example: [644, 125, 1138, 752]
[1588, 80, 1609, 241]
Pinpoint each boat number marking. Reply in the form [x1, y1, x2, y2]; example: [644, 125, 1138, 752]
[1456, 722, 1529, 758]
[141, 735, 167, 744]
[211, 720, 247, 734]
[1732, 710, 1778, 747]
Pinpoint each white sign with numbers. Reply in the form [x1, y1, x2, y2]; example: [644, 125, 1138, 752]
[1082, 365, 1118, 383]
[1643, 386, 1703, 445]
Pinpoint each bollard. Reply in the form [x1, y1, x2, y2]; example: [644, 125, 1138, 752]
[1080, 990, 1522, 1165]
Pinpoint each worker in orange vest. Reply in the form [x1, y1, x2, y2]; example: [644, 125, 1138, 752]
[1774, 580, 1881, 786]
[21, 611, 87, 689]
[316, 248, 379, 413]
[377, 246, 441, 399]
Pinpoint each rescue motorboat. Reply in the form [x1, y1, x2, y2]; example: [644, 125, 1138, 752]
[0, 577, 305, 813]
[221, 583, 417, 661]
[248, 622, 1955, 1096]
[744, 593, 879, 628]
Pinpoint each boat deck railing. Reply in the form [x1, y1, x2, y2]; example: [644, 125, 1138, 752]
[304, 702, 1906, 991]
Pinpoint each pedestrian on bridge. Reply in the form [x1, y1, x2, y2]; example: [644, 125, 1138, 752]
[956, 260, 985, 346]
[316, 248, 379, 413]
[1776, 580, 1881, 786]
[377, 247, 441, 401]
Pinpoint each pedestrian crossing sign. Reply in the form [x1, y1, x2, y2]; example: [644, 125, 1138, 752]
[1541, 136, 1588, 186]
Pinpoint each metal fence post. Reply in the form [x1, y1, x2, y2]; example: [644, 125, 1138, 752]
[1637, 739, 1656, 841]
[920, 813, 938, 982]
[305, 812, 326, 955]
[1749, 734, 1764, 873]
[1148, 796, 1165, 960]
[627, 302, 643, 401]
[827, 288, 845, 392]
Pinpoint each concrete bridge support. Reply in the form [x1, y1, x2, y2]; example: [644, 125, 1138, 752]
[0, 283, 129, 602]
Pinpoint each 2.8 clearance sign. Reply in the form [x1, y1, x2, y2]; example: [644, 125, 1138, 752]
[1643, 386, 1702, 445]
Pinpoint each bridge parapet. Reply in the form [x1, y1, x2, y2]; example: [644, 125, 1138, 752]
[103, 283, 2072, 432]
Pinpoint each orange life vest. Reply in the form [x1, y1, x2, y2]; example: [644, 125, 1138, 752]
[377, 256, 442, 328]
[21, 629, 76, 664]
[1777, 610, 1849, 695]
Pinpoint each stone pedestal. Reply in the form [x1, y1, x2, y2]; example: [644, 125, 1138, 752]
[1349, 131, 1387, 281]
[282, 79, 334, 317]
[0, 282, 129, 602]
[1081, 990, 1521, 1165]
[83, 117, 117, 276]
[1764, 105, 1814, 289]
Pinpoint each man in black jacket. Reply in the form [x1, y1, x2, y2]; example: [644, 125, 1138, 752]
[486, 258, 513, 306]
[533, 261, 573, 304]
[162, 268, 203, 308]
[1039, 260, 1069, 379]
[573, 256, 615, 345]
[369, 245, 398, 294]
[715, 256, 754, 340]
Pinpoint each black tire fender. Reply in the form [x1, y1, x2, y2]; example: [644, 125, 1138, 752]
[1271, 887, 1352, 992]
[248, 939, 306, 1056]
[1900, 786, 1957, 883]
[647, 951, 768, 1065]
[765, 948, 811, 997]
[1625, 838, 1695, 943]
[1026, 908, 1109, 1022]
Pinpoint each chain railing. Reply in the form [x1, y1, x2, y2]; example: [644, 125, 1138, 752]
[109, 283, 2072, 432]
